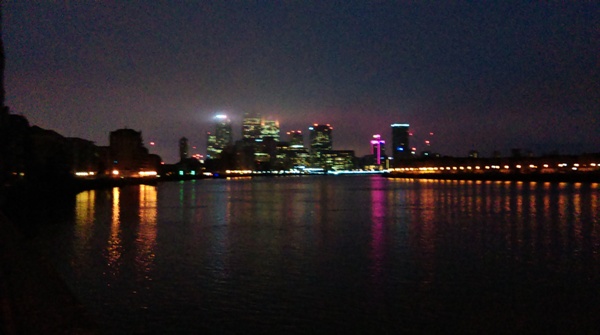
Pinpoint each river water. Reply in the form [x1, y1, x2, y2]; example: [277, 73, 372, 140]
[26, 176, 600, 333]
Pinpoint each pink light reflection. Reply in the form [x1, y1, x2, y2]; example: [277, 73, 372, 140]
[370, 177, 386, 289]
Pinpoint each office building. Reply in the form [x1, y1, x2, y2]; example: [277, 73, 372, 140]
[214, 114, 233, 149]
[309, 124, 333, 167]
[261, 119, 280, 141]
[391, 123, 410, 164]
[370, 134, 385, 165]
[206, 132, 217, 159]
[206, 115, 233, 159]
[287, 130, 304, 148]
[321, 150, 355, 171]
[179, 137, 189, 161]
[309, 124, 333, 152]
[242, 113, 262, 141]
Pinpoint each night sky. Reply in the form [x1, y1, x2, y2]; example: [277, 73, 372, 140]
[5, 1, 599, 163]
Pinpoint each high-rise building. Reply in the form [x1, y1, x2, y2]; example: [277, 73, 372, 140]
[287, 130, 304, 148]
[309, 124, 333, 167]
[179, 137, 189, 161]
[260, 119, 280, 141]
[370, 134, 385, 165]
[391, 123, 410, 164]
[206, 115, 233, 159]
[242, 113, 262, 141]
[206, 132, 217, 159]
[214, 114, 233, 149]
[309, 124, 333, 153]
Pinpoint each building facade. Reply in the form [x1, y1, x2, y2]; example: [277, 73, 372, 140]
[179, 137, 189, 161]
[109, 128, 154, 176]
[287, 130, 304, 148]
[242, 113, 262, 141]
[215, 115, 233, 150]
[260, 119, 280, 141]
[391, 123, 410, 165]
[370, 134, 385, 166]
[206, 115, 233, 159]
[309, 124, 333, 167]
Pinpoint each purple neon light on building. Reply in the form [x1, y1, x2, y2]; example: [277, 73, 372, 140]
[371, 134, 385, 165]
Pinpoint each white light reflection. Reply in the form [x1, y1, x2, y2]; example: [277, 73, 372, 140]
[107, 187, 123, 276]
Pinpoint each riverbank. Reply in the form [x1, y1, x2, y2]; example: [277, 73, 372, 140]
[384, 171, 600, 183]
[0, 212, 99, 334]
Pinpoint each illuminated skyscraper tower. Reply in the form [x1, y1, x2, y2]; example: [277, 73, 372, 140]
[206, 132, 217, 159]
[309, 124, 333, 153]
[214, 114, 233, 149]
[309, 124, 332, 166]
[260, 119, 280, 141]
[206, 114, 232, 159]
[391, 123, 410, 165]
[242, 113, 262, 141]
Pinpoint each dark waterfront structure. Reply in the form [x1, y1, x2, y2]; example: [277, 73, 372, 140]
[109, 128, 159, 177]
[386, 153, 600, 183]
[391, 123, 410, 165]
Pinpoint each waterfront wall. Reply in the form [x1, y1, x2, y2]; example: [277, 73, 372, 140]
[385, 171, 600, 183]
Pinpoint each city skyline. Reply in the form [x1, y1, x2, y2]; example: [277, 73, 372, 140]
[5, 2, 599, 163]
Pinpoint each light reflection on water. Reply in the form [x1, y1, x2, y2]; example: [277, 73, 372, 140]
[41, 177, 600, 333]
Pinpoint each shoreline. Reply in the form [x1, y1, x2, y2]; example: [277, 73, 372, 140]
[2, 170, 598, 208]
[384, 171, 600, 183]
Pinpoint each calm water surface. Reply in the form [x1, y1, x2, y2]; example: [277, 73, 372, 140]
[31, 176, 600, 334]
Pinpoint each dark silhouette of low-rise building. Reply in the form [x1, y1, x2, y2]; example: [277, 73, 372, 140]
[109, 128, 159, 177]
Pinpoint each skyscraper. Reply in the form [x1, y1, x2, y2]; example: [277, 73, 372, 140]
[206, 114, 232, 159]
[179, 137, 189, 161]
[309, 124, 333, 153]
[206, 132, 217, 159]
[391, 123, 410, 165]
[242, 113, 262, 141]
[309, 124, 333, 167]
[370, 134, 385, 165]
[260, 119, 280, 141]
[287, 130, 304, 148]
[214, 114, 233, 149]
